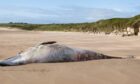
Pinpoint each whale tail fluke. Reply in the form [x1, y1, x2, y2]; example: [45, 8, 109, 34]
[101, 54, 123, 59]
[101, 54, 135, 59]
[124, 55, 135, 59]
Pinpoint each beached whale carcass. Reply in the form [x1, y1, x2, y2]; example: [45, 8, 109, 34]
[0, 41, 123, 66]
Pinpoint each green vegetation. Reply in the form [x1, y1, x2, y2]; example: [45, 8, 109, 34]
[0, 14, 140, 32]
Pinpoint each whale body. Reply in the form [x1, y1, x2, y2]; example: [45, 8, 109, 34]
[0, 41, 123, 66]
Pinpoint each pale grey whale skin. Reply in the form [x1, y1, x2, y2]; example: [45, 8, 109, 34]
[0, 41, 123, 66]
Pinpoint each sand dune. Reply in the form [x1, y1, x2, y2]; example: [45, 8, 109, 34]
[0, 27, 140, 84]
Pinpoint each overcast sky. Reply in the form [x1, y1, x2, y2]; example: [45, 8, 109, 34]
[0, 0, 140, 24]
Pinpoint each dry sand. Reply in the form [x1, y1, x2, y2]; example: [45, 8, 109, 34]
[0, 27, 140, 84]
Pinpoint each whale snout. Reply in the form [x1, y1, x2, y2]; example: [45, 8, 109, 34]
[0, 55, 25, 66]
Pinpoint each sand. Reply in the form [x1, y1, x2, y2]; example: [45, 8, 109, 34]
[0, 27, 140, 84]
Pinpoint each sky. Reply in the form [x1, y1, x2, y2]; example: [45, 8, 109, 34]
[0, 0, 140, 24]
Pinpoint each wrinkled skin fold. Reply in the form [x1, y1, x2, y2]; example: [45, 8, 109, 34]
[0, 41, 123, 66]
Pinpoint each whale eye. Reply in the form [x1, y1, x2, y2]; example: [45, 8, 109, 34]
[40, 41, 57, 45]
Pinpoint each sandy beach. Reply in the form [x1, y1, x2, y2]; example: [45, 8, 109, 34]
[0, 27, 140, 84]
